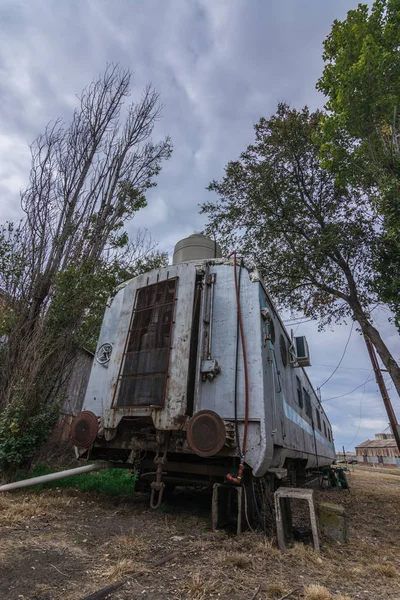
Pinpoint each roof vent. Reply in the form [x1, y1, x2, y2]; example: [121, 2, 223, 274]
[172, 234, 222, 265]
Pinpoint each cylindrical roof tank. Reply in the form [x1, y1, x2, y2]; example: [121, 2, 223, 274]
[172, 234, 222, 265]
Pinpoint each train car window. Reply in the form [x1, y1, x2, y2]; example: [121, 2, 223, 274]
[113, 278, 177, 408]
[316, 409, 321, 431]
[280, 334, 288, 366]
[304, 389, 312, 419]
[323, 421, 327, 438]
[296, 377, 303, 408]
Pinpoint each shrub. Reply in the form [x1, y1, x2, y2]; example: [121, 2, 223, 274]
[0, 402, 59, 475]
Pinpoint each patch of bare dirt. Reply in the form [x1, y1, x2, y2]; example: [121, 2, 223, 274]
[0, 470, 400, 599]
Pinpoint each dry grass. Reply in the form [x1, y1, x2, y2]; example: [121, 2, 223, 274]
[103, 534, 148, 559]
[32, 583, 58, 596]
[0, 493, 71, 525]
[266, 581, 286, 598]
[370, 563, 398, 578]
[303, 584, 333, 600]
[288, 543, 323, 567]
[187, 538, 215, 553]
[0, 538, 19, 564]
[0, 496, 9, 510]
[346, 566, 363, 579]
[100, 558, 149, 580]
[0, 469, 399, 600]
[252, 537, 281, 559]
[178, 571, 219, 600]
[303, 586, 355, 600]
[215, 549, 251, 570]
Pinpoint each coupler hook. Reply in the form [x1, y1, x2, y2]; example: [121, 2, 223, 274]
[150, 434, 168, 509]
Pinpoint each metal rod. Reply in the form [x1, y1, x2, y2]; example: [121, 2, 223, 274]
[202, 268, 211, 359]
[207, 274, 216, 359]
[0, 462, 109, 492]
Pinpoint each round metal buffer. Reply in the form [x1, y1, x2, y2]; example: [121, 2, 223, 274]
[70, 411, 99, 448]
[187, 410, 226, 457]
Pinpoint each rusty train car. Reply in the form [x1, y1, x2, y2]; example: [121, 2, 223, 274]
[71, 234, 335, 507]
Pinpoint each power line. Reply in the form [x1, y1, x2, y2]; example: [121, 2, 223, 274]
[345, 373, 371, 452]
[322, 375, 376, 402]
[284, 318, 315, 326]
[283, 315, 309, 323]
[313, 363, 372, 372]
[318, 322, 354, 389]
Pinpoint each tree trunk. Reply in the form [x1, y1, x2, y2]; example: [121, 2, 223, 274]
[354, 308, 400, 399]
[363, 335, 400, 453]
[338, 257, 400, 399]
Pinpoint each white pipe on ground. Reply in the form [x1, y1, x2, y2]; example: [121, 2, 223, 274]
[0, 462, 109, 492]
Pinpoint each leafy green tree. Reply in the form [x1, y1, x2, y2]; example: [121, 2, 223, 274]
[201, 104, 400, 398]
[317, 0, 400, 327]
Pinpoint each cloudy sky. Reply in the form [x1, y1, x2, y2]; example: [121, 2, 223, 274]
[0, 0, 398, 451]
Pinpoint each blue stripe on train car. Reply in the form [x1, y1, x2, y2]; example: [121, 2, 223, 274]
[283, 397, 335, 452]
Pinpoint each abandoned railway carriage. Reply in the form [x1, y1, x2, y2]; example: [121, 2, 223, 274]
[72, 234, 335, 506]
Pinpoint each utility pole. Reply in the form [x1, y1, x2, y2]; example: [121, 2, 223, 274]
[342, 445, 346, 464]
[364, 335, 400, 454]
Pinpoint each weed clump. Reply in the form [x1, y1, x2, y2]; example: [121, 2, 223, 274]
[371, 563, 398, 578]
[266, 582, 286, 598]
[303, 585, 333, 600]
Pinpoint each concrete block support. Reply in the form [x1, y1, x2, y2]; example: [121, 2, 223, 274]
[212, 483, 243, 535]
[319, 502, 348, 543]
[274, 487, 320, 553]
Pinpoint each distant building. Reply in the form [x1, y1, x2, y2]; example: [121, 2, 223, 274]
[335, 451, 356, 462]
[355, 432, 400, 468]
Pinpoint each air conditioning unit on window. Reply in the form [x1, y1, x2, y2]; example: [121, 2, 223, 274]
[294, 336, 311, 367]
